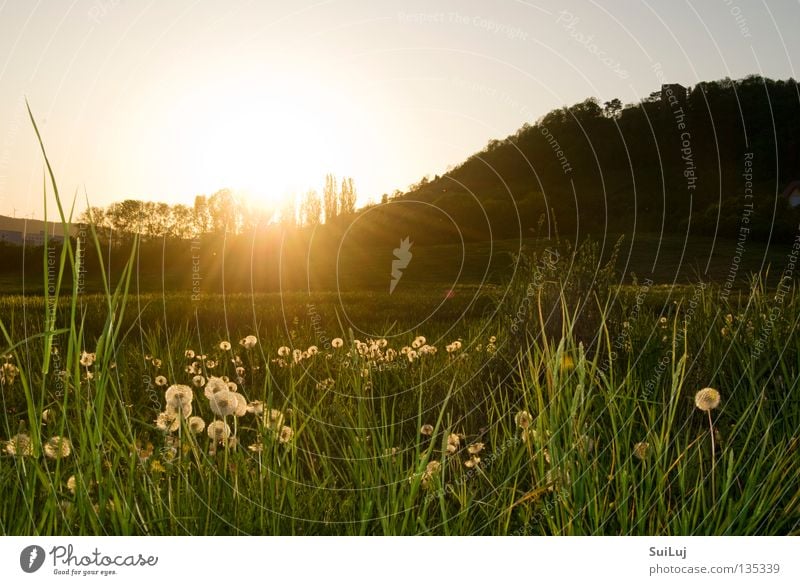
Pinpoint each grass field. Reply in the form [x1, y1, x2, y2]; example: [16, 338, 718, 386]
[1, 223, 799, 535]
[0, 125, 798, 535]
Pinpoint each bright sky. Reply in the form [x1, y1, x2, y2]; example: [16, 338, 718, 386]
[0, 0, 798, 219]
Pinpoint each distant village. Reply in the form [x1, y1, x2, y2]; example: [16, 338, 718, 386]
[0, 215, 73, 246]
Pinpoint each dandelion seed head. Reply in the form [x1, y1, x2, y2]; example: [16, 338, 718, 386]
[209, 390, 238, 417]
[231, 392, 248, 417]
[265, 409, 285, 430]
[246, 400, 264, 415]
[44, 436, 72, 459]
[694, 387, 721, 411]
[464, 455, 480, 468]
[188, 416, 206, 434]
[240, 335, 258, 349]
[155, 412, 180, 432]
[514, 410, 532, 430]
[204, 376, 228, 400]
[278, 425, 294, 444]
[331, 338, 344, 349]
[4, 433, 33, 457]
[420, 424, 434, 436]
[165, 384, 193, 407]
[219, 341, 231, 351]
[425, 460, 441, 474]
[467, 442, 484, 455]
[633, 441, 650, 460]
[207, 420, 231, 442]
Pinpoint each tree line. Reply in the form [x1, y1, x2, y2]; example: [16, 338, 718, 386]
[79, 174, 357, 238]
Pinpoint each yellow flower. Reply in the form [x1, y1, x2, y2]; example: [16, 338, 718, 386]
[694, 388, 721, 412]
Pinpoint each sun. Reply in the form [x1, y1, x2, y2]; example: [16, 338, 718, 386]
[163, 77, 348, 209]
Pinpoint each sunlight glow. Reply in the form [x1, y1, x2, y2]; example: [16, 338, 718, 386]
[161, 76, 354, 209]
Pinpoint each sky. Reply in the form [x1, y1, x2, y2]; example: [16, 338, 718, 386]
[0, 0, 798, 220]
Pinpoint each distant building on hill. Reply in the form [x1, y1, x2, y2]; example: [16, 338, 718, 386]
[661, 83, 688, 109]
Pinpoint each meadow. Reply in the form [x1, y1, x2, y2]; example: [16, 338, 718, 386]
[1, 225, 799, 535]
[0, 124, 798, 536]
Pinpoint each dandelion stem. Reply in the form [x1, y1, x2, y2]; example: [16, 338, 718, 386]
[707, 409, 716, 497]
